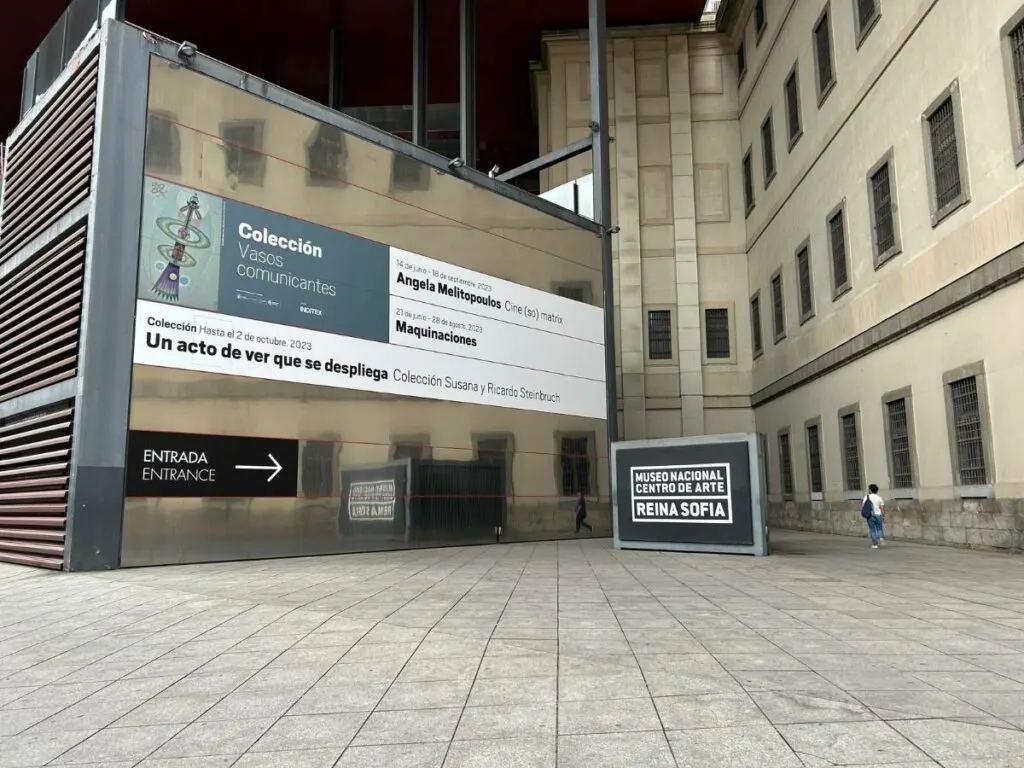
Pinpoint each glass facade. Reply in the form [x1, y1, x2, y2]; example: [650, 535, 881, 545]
[121, 59, 607, 566]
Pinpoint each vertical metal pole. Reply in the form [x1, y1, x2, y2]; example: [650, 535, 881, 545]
[589, 0, 618, 445]
[459, 0, 476, 167]
[328, 28, 342, 110]
[412, 0, 428, 146]
[66, 22, 148, 570]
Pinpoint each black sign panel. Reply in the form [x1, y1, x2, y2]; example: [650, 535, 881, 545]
[615, 440, 754, 546]
[126, 430, 299, 498]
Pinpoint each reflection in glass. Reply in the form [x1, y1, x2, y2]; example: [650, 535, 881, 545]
[121, 57, 609, 566]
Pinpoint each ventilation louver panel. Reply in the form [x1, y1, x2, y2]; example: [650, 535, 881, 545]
[0, 226, 87, 402]
[0, 403, 74, 569]
[0, 50, 98, 262]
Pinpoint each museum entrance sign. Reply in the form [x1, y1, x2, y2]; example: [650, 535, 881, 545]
[611, 433, 769, 556]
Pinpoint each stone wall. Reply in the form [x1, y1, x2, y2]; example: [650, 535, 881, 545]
[769, 500, 1024, 552]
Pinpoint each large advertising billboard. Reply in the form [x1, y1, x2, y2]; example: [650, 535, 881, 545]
[133, 176, 605, 419]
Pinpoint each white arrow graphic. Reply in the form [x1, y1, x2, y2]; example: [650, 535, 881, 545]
[235, 454, 283, 482]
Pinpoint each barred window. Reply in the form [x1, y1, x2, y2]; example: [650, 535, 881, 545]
[813, 9, 835, 98]
[828, 207, 849, 294]
[647, 310, 673, 361]
[761, 113, 776, 185]
[301, 441, 334, 497]
[1012, 21, 1024, 143]
[220, 120, 266, 185]
[560, 437, 591, 496]
[750, 294, 763, 357]
[743, 149, 755, 213]
[840, 412, 862, 491]
[391, 153, 430, 191]
[557, 286, 586, 302]
[393, 442, 426, 461]
[145, 112, 181, 174]
[705, 308, 731, 359]
[779, 432, 794, 496]
[738, 41, 747, 81]
[886, 398, 913, 488]
[949, 376, 987, 486]
[870, 161, 897, 258]
[785, 67, 802, 145]
[477, 437, 511, 495]
[856, 0, 879, 42]
[771, 273, 785, 341]
[307, 123, 347, 187]
[926, 96, 963, 213]
[796, 246, 814, 321]
[807, 424, 823, 494]
[755, 0, 767, 37]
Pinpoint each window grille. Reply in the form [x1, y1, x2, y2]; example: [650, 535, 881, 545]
[761, 115, 776, 183]
[949, 376, 987, 485]
[1012, 21, 1024, 140]
[785, 69, 801, 143]
[814, 12, 835, 94]
[870, 162, 896, 255]
[145, 112, 180, 174]
[307, 123, 347, 186]
[477, 437, 511, 494]
[840, 412, 862, 491]
[807, 424, 823, 493]
[220, 120, 265, 185]
[796, 247, 813, 319]
[390, 153, 430, 191]
[647, 310, 673, 360]
[927, 97, 962, 211]
[886, 398, 913, 488]
[828, 209, 848, 292]
[779, 433, 794, 496]
[557, 286, 586, 302]
[705, 308, 731, 359]
[750, 295, 763, 356]
[771, 274, 785, 340]
[560, 437, 591, 496]
[301, 442, 334, 497]
[393, 442, 425, 461]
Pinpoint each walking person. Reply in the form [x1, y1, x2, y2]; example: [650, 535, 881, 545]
[861, 483, 886, 549]
[574, 491, 593, 534]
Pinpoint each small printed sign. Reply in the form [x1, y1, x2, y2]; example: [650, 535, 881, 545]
[348, 479, 397, 522]
[630, 463, 733, 523]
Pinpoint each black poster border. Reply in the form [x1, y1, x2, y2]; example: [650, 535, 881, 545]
[610, 433, 769, 556]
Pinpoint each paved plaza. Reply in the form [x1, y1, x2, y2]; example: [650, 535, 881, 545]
[2, 532, 1024, 767]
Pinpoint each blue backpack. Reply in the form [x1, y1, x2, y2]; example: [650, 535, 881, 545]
[860, 496, 873, 520]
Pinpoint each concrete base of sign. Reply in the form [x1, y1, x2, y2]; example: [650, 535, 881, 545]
[611, 433, 769, 556]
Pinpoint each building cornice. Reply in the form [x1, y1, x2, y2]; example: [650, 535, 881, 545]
[540, 20, 715, 46]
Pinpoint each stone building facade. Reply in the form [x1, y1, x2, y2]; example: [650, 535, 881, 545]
[534, 0, 1024, 549]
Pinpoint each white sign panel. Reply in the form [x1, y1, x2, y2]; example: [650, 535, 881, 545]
[134, 301, 607, 419]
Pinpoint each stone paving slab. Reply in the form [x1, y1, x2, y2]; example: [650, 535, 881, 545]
[3, 532, 1024, 766]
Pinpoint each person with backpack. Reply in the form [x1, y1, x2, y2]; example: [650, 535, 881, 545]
[861, 483, 885, 549]
[574, 491, 593, 534]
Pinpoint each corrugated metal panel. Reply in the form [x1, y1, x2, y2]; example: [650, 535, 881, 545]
[0, 404, 74, 569]
[0, 49, 98, 262]
[0, 225, 87, 402]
